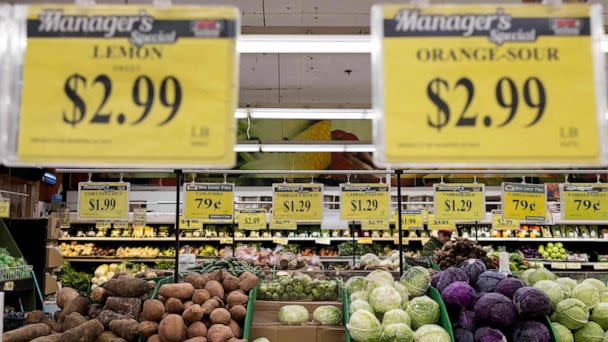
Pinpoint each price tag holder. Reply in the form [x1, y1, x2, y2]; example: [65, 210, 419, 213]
[219, 237, 234, 244]
[561, 183, 608, 220]
[393, 237, 409, 245]
[269, 219, 297, 230]
[550, 262, 567, 270]
[391, 209, 424, 230]
[179, 215, 203, 230]
[594, 263, 608, 270]
[4, 5, 239, 168]
[492, 211, 519, 230]
[272, 237, 289, 245]
[184, 183, 234, 221]
[78, 182, 129, 219]
[272, 183, 323, 221]
[3, 281, 14, 291]
[427, 213, 456, 230]
[434, 183, 485, 220]
[372, 4, 606, 167]
[362, 220, 389, 231]
[340, 183, 390, 221]
[566, 262, 582, 270]
[133, 207, 147, 226]
[113, 221, 128, 229]
[238, 210, 266, 230]
[358, 237, 373, 244]
[315, 238, 331, 245]
[502, 183, 546, 221]
[96, 221, 111, 230]
[60, 208, 71, 228]
[0, 198, 9, 218]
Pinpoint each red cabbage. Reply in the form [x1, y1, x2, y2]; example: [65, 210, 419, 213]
[442, 281, 477, 312]
[432, 271, 443, 288]
[473, 292, 516, 328]
[512, 321, 550, 342]
[512, 287, 551, 318]
[458, 311, 477, 332]
[474, 327, 507, 342]
[494, 277, 525, 299]
[455, 327, 474, 342]
[476, 271, 506, 293]
[460, 258, 487, 285]
[438, 267, 469, 293]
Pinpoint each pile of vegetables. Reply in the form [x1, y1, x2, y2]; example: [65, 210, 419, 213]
[345, 267, 451, 342]
[185, 257, 264, 279]
[54, 261, 90, 293]
[0, 248, 27, 270]
[523, 267, 608, 342]
[278, 304, 342, 326]
[434, 238, 496, 270]
[258, 271, 340, 301]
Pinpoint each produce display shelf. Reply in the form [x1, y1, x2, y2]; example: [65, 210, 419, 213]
[58, 237, 229, 242]
[63, 256, 220, 262]
[476, 238, 608, 242]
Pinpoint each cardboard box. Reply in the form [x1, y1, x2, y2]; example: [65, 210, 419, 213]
[46, 246, 63, 268]
[46, 216, 61, 240]
[44, 273, 59, 295]
[249, 301, 346, 342]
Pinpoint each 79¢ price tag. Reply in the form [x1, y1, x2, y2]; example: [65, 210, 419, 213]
[340, 183, 390, 221]
[273, 183, 323, 221]
[561, 183, 608, 220]
[184, 183, 234, 221]
[502, 182, 546, 221]
[78, 182, 129, 219]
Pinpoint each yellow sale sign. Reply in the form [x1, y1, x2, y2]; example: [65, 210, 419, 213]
[434, 183, 485, 220]
[13, 5, 238, 167]
[373, 4, 606, 167]
[273, 183, 323, 221]
[502, 182, 546, 221]
[340, 183, 390, 221]
[561, 183, 608, 220]
[78, 182, 129, 219]
[184, 183, 234, 221]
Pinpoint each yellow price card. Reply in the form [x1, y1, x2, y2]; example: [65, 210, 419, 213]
[113, 221, 128, 229]
[492, 211, 519, 230]
[362, 220, 389, 230]
[238, 210, 267, 230]
[0, 198, 9, 218]
[9, 5, 239, 168]
[428, 213, 456, 230]
[184, 183, 234, 220]
[60, 208, 71, 228]
[372, 4, 606, 167]
[560, 183, 608, 220]
[96, 222, 111, 230]
[219, 237, 233, 244]
[358, 237, 373, 244]
[133, 207, 147, 226]
[273, 183, 323, 221]
[78, 182, 129, 219]
[392, 209, 423, 229]
[340, 183, 390, 221]
[269, 219, 297, 230]
[272, 237, 289, 245]
[179, 215, 203, 230]
[502, 182, 546, 221]
[434, 183, 485, 220]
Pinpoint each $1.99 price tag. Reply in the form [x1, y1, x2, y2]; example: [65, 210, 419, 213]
[78, 182, 129, 219]
[502, 182, 546, 221]
[434, 183, 485, 220]
[561, 183, 608, 220]
[184, 183, 234, 221]
[273, 183, 323, 221]
[13, 6, 238, 167]
[340, 183, 390, 221]
[238, 210, 267, 230]
[392, 210, 423, 230]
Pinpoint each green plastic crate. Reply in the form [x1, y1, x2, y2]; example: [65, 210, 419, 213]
[545, 315, 558, 342]
[242, 285, 259, 341]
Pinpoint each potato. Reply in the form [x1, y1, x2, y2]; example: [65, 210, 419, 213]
[201, 299, 220, 315]
[187, 322, 207, 338]
[185, 338, 208, 342]
[204, 281, 224, 300]
[157, 295, 167, 304]
[209, 308, 231, 325]
[228, 305, 246, 321]
[109, 319, 139, 341]
[226, 292, 248, 307]
[103, 277, 151, 297]
[193, 289, 211, 305]
[56, 288, 79, 309]
[206, 324, 234, 342]
[184, 301, 195, 310]
[227, 320, 242, 338]
[61, 319, 104, 342]
[159, 283, 195, 301]
[141, 299, 165, 322]
[237, 272, 259, 292]
[158, 314, 186, 342]
[2, 323, 52, 342]
[62, 312, 86, 331]
[146, 334, 160, 342]
[90, 287, 112, 304]
[59, 296, 89, 322]
[165, 298, 185, 314]
[138, 321, 158, 338]
[25, 311, 48, 325]
[222, 274, 240, 292]
[183, 304, 204, 324]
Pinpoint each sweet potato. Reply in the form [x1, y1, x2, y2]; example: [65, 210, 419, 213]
[201, 298, 220, 315]
[228, 305, 246, 321]
[59, 296, 89, 322]
[49, 322, 63, 333]
[109, 318, 139, 341]
[146, 335, 160, 342]
[222, 274, 240, 292]
[204, 281, 224, 300]
[209, 308, 231, 325]
[208, 270, 222, 282]
[192, 289, 210, 305]
[165, 297, 185, 314]
[183, 275, 199, 286]
[138, 321, 158, 338]
[185, 338, 208, 342]
[96, 310, 129, 329]
[226, 291, 248, 307]
[227, 320, 242, 338]
[62, 312, 86, 332]
[141, 299, 165, 322]
[158, 314, 186, 342]
[212, 296, 225, 307]
[103, 296, 142, 319]
[60, 319, 104, 342]
[237, 272, 258, 292]
[227, 339, 245, 342]
[206, 324, 234, 342]
[2, 323, 52, 342]
[194, 275, 210, 289]
[182, 304, 204, 324]
[187, 322, 207, 338]
[90, 287, 113, 304]
[30, 334, 62, 342]
[57, 288, 79, 309]
[159, 283, 195, 301]
[102, 277, 151, 297]
[26, 310, 49, 325]
[157, 295, 167, 304]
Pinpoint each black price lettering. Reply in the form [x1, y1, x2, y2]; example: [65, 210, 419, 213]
[283, 200, 312, 213]
[574, 199, 600, 211]
[194, 198, 221, 210]
[350, 199, 379, 212]
[512, 199, 536, 212]
[88, 198, 116, 211]
[444, 199, 472, 212]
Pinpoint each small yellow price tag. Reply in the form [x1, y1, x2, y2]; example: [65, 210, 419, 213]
[594, 263, 608, 270]
[551, 262, 567, 269]
[238, 210, 266, 230]
[340, 183, 390, 221]
[219, 237, 234, 244]
[561, 183, 608, 220]
[113, 221, 128, 229]
[434, 183, 485, 220]
[492, 211, 519, 230]
[273, 183, 323, 221]
[78, 182, 129, 219]
[0, 198, 9, 218]
[427, 213, 456, 230]
[358, 237, 373, 244]
[566, 262, 581, 270]
[133, 207, 147, 225]
[393, 237, 409, 245]
[179, 215, 203, 230]
[362, 220, 389, 231]
[315, 238, 331, 245]
[502, 183, 546, 221]
[269, 219, 297, 230]
[95, 221, 111, 230]
[184, 183, 234, 221]
[60, 208, 71, 228]
[272, 237, 289, 245]
[392, 209, 423, 229]
[3, 281, 14, 291]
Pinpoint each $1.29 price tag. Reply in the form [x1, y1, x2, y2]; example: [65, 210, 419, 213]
[12, 6, 238, 167]
[340, 183, 390, 221]
[272, 183, 323, 221]
[184, 183, 234, 221]
[238, 210, 267, 230]
[434, 183, 485, 220]
[502, 182, 546, 221]
[78, 182, 129, 219]
[561, 183, 608, 220]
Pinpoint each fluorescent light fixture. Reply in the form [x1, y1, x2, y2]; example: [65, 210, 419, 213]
[602, 37, 608, 53]
[234, 143, 260, 152]
[235, 108, 375, 120]
[260, 142, 375, 153]
[237, 35, 371, 54]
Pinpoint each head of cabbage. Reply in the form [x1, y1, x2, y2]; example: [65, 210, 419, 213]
[312, 305, 342, 325]
[370, 285, 402, 314]
[551, 322, 573, 342]
[392, 281, 409, 309]
[278, 305, 310, 325]
[382, 308, 411, 328]
[346, 276, 367, 295]
[405, 295, 439, 329]
[572, 282, 600, 310]
[379, 323, 414, 342]
[413, 324, 451, 342]
[556, 298, 590, 330]
[366, 270, 396, 292]
[347, 309, 382, 342]
[351, 291, 369, 303]
[399, 266, 430, 298]
[582, 278, 607, 293]
[350, 299, 373, 314]
[534, 280, 566, 311]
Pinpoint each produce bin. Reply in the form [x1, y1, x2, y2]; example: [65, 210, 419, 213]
[241, 285, 259, 341]
[545, 315, 558, 342]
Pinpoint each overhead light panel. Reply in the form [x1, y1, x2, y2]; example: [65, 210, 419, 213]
[260, 142, 375, 153]
[237, 34, 371, 54]
[234, 108, 375, 120]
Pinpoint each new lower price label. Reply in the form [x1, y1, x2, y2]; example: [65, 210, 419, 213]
[273, 183, 323, 221]
[434, 183, 485, 220]
[340, 183, 390, 221]
[372, 4, 606, 167]
[0, 198, 9, 218]
[428, 213, 456, 230]
[8, 5, 238, 167]
[392, 209, 423, 229]
[238, 210, 266, 230]
[492, 211, 519, 230]
[78, 182, 129, 219]
[502, 182, 546, 221]
[184, 183, 234, 220]
[561, 183, 608, 220]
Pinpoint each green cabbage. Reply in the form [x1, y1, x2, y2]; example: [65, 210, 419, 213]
[552, 322, 574, 342]
[405, 296, 439, 330]
[347, 309, 382, 342]
[351, 291, 369, 302]
[379, 323, 414, 342]
[350, 299, 373, 314]
[413, 324, 450, 342]
[382, 308, 411, 328]
[278, 305, 310, 325]
[520, 268, 538, 285]
[366, 270, 396, 292]
[528, 267, 557, 285]
[556, 298, 590, 330]
[572, 282, 600, 310]
[534, 280, 566, 310]
[399, 266, 431, 298]
[591, 302, 608, 330]
[601, 291, 608, 303]
[313, 305, 342, 325]
[583, 278, 607, 293]
[393, 281, 410, 309]
[346, 276, 367, 295]
[370, 285, 402, 314]
[574, 321, 604, 342]
[556, 277, 578, 291]
[604, 331, 608, 342]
